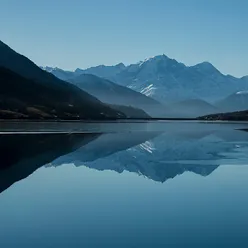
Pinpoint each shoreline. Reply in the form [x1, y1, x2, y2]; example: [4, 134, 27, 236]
[1, 119, 248, 124]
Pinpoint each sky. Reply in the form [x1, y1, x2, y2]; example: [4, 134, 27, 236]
[1, 0, 248, 77]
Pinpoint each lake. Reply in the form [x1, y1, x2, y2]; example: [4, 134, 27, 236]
[1, 121, 248, 247]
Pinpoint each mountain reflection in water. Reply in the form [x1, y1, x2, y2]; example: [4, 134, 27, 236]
[1, 122, 248, 194]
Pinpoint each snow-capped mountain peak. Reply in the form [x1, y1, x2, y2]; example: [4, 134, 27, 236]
[136, 54, 180, 68]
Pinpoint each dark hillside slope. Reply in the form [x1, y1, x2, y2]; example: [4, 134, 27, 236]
[0, 40, 125, 119]
[0, 67, 124, 119]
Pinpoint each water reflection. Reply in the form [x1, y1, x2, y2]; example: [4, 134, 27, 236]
[1, 123, 248, 194]
[1, 123, 248, 247]
[0, 133, 100, 193]
[52, 126, 248, 183]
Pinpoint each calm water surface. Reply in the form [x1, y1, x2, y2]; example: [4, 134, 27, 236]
[1, 122, 248, 247]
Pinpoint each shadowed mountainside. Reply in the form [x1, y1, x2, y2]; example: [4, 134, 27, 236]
[0, 40, 126, 119]
[0, 67, 122, 119]
[68, 74, 164, 117]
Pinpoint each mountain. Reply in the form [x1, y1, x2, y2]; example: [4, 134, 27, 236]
[216, 91, 248, 112]
[41, 54, 248, 117]
[74, 55, 248, 103]
[68, 74, 163, 117]
[0, 40, 126, 119]
[166, 99, 218, 118]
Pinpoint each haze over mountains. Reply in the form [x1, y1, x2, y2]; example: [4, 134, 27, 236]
[42, 54, 248, 118]
[69, 74, 163, 117]
[216, 91, 248, 112]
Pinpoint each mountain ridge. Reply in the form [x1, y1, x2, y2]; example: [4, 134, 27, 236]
[42, 54, 248, 104]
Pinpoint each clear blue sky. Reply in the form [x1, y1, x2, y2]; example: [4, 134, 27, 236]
[1, 0, 247, 77]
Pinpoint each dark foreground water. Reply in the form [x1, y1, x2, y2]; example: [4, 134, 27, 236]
[1, 121, 248, 247]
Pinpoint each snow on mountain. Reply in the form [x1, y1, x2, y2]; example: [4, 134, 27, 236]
[41, 54, 248, 106]
[140, 84, 157, 97]
[40, 66, 55, 72]
[114, 56, 248, 103]
[73, 55, 248, 103]
[41, 66, 165, 117]
[67, 74, 163, 117]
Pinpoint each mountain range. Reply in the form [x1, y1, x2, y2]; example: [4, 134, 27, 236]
[43, 55, 248, 105]
[42, 55, 248, 118]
